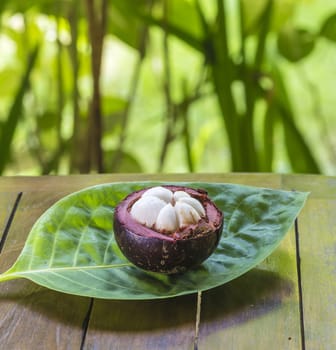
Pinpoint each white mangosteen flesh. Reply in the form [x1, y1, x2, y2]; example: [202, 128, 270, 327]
[130, 186, 206, 233]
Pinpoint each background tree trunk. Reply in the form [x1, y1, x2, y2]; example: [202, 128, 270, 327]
[85, 0, 107, 172]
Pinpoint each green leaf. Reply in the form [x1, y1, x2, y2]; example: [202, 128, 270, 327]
[260, 105, 276, 172]
[135, 0, 205, 53]
[138, 12, 204, 52]
[320, 13, 336, 43]
[241, 0, 295, 35]
[0, 68, 22, 97]
[104, 150, 143, 173]
[271, 66, 320, 173]
[277, 25, 315, 62]
[102, 95, 127, 115]
[241, 0, 269, 34]
[0, 182, 308, 300]
[102, 95, 128, 135]
[107, 0, 147, 49]
[277, 102, 320, 173]
[165, 0, 204, 41]
[36, 110, 59, 131]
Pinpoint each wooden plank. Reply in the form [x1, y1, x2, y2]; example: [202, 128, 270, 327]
[84, 295, 197, 350]
[0, 192, 19, 251]
[0, 172, 281, 193]
[281, 173, 336, 199]
[283, 174, 336, 349]
[197, 228, 301, 349]
[196, 174, 302, 349]
[0, 190, 91, 349]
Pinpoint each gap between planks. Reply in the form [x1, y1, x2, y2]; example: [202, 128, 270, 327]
[0, 190, 95, 350]
[80, 298, 94, 350]
[295, 218, 306, 350]
[79, 293, 203, 350]
[0, 192, 23, 254]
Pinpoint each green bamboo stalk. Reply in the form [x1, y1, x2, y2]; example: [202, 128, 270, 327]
[237, 0, 255, 171]
[55, 13, 65, 173]
[261, 103, 275, 172]
[110, 0, 153, 172]
[85, 0, 107, 173]
[212, 0, 242, 171]
[0, 46, 39, 175]
[183, 110, 194, 172]
[158, 0, 176, 172]
[237, 0, 274, 171]
[272, 65, 320, 173]
[68, 6, 81, 172]
[254, 0, 273, 70]
[277, 101, 320, 173]
[137, 11, 204, 53]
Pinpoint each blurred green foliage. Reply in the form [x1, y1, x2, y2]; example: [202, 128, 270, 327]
[1, 0, 336, 175]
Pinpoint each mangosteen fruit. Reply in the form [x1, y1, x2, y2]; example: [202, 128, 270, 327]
[113, 185, 223, 274]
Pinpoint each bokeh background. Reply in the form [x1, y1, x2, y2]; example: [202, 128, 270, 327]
[1, 0, 336, 175]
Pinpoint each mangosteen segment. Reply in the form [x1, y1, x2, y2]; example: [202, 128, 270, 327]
[129, 186, 206, 234]
[113, 185, 224, 274]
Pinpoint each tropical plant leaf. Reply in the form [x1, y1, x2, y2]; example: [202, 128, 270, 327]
[107, 0, 149, 50]
[320, 13, 336, 42]
[138, 10, 204, 52]
[277, 25, 316, 62]
[241, 0, 294, 35]
[0, 182, 308, 300]
[260, 105, 276, 172]
[277, 102, 320, 173]
[165, 0, 204, 41]
[104, 150, 143, 173]
[271, 66, 321, 173]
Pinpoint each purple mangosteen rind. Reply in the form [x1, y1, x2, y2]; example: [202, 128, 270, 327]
[113, 185, 224, 274]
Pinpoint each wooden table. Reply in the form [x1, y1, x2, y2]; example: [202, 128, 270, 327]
[0, 173, 335, 350]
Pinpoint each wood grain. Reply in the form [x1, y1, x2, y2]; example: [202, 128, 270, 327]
[197, 230, 301, 349]
[84, 295, 197, 350]
[0, 172, 281, 193]
[196, 175, 302, 349]
[0, 190, 90, 350]
[284, 175, 336, 350]
[0, 192, 20, 253]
